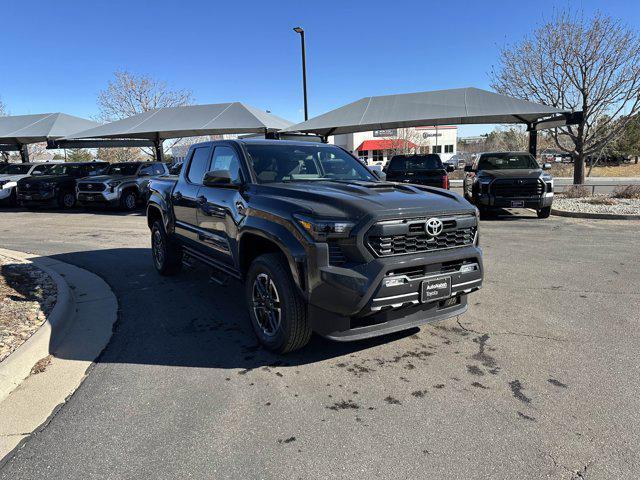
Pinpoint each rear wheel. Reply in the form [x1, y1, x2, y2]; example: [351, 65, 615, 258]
[58, 190, 76, 209]
[537, 206, 551, 218]
[245, 253, 311, 353]
[151, 220, 182, 275]
[120, 190, 137, 211]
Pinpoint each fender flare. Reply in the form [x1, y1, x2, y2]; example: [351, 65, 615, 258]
[238, 216, 308, 293]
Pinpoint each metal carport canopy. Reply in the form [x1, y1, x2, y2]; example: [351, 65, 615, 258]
[66, 102, 294, 141]
[0, 112, 99, 146]
[281, 87, 572, 136]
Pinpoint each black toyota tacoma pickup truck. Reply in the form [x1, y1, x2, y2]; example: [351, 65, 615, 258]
[463, 152, 554, 218]
[17, 161, 109, 209]
[147, 139, 483, 353]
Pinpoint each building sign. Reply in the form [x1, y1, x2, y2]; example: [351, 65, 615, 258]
[373, 129, 398, 137]
[422, 132, 442, 138]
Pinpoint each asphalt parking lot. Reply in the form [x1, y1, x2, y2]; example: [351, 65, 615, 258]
[0, 208, 638, 479]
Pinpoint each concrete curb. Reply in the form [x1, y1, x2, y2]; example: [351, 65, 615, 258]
[0, 248, 118, 462]
[551, 208, 640, 220]
[0, 249, 75, 401]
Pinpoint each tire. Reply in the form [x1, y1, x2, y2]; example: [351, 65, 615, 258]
[57, 190, 76, 209]
[537, 206, 551, 219]
[120, 190, 138, 211]
[245, 253, 311, 353]
[151, 220, 182, 276]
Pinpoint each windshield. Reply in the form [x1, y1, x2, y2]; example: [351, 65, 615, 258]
[2, 164, 33, 175]
[44, 164, 84, 176]
[108, 163, 140, 175]
[388, 154, 443, 172]
[245, 144, 377, 184]
[478, 153, 539, 170]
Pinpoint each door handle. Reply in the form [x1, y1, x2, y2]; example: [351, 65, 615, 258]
[235, 201, 246, 215]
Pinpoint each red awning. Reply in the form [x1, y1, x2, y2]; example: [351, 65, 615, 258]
[355, 139, 417, 151]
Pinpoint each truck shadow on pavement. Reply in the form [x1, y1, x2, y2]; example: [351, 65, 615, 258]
[46, 247, 417, 370]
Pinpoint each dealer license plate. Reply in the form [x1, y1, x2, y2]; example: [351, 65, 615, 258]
[510, 200, 524, 207]
[421, 277, 452, 303]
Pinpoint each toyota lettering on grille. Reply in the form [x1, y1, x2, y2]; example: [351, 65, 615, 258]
[425, 218, 444, 236]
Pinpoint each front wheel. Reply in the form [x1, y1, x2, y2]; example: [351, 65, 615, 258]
[151, 220, 182, 275]
[57, 190, 76, 209]
[120, 190, 138, 211]
[245, 253, 311, 353]
[537, 206, 551, 219]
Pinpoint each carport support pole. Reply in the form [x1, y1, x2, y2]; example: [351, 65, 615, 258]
[528, 128, 537, 157]
[20, 144, 30, 163]
[154, 139, 164, 162]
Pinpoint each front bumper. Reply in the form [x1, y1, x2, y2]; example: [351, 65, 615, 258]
[17, 190, 56, 205]
[307, 244, 483, 341]
[77, 190, 119, 206]
[0, 185, 14, 201]
[476, 193, 553, 209]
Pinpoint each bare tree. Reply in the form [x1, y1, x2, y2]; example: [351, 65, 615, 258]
[491, 11, 640, 184]
[97, 71, 193, 159]
[95, 146, 145, 163]
[382, 128, 423, 159]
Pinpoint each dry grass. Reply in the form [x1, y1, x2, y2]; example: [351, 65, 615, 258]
[561, 185, 592, 198]
[581, 197, 618, 205]
[549, 162, 640, 178]
[612, 185, 640, 199]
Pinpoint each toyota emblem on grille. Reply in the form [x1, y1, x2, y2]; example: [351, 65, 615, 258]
[87, 184, 93, 189]
[426, 218, 444, 236]
[25, 183, 30, 188]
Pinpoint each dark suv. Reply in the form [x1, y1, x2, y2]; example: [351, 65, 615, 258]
[147, 140, 483, 353]
[17, 162, 109, 209]
[385, 154, 454, 189]
[463, 152, 553, 218]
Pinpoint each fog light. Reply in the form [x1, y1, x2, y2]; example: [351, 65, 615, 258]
[384, 277, 406, 287]
[460, 264, 477, 274]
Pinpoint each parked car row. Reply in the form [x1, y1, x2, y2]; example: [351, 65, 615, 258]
[0, 161, 169, 210]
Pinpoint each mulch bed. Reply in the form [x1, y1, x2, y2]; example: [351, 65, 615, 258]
[0, 254, 57, 363]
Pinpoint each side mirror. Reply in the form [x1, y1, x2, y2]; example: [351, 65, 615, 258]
[543, 163, 552, 170]
[446, 165, 455, 173]
[464, 165, 475, 173]
[203, 170, 237, 187]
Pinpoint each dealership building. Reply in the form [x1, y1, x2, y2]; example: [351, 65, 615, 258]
[330, 126, 458, 164]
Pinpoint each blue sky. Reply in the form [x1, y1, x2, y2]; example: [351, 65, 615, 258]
[2, 0, 639, 136]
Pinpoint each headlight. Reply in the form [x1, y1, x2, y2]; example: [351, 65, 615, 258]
[477, 176, 492, 184]
[0, 180, 8, 188]
[41, 182, 56, 189]
[293, 214, 354, 241]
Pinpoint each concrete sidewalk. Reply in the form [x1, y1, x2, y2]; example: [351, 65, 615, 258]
[0, 249, 117, 462]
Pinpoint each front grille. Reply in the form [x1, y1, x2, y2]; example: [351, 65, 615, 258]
[491, 179, 543, 197]
[19, 183, 47, 193]
[368, 226, 477, 256]
[328, 241, 347, 266]
[78, 182, 106, 192]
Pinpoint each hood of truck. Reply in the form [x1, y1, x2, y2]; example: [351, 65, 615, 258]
[77, 174, 136, 183]
[253, 180, 474, 220]
[17, 175, 75, 186]
[0, 173, 32, 182]
[479, 169, 544, 179]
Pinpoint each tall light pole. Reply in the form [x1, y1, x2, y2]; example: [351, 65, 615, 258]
[293, 26, 308, 121]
